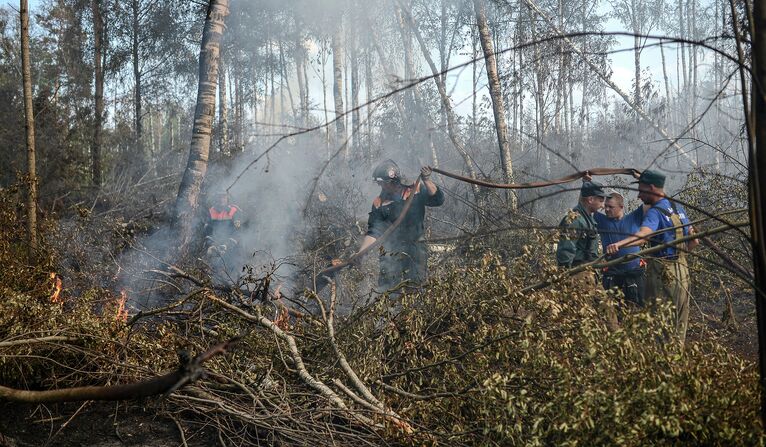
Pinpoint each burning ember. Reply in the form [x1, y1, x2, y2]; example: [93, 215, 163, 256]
[49, 272, 63, 303]
[115, 290, 129, 323]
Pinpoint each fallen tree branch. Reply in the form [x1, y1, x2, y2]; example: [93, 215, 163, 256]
[0, 336, 78, 349]
[126, 288, 207, 326]
[202, 294, 377, 427]
[0, 338, 238, 403]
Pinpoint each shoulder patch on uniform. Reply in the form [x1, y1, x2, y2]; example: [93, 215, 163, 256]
[563, 209, 579, 225]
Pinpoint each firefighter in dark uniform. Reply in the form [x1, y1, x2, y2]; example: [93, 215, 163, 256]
[204, 192, 243, 267]
[352, 160, 444, 293]
[557, 181, 619, 330]
[556, 181, 609, 276]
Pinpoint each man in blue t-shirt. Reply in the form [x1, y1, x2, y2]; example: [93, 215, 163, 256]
[593, 191, 647, 306]
[606, 170, 699, 345]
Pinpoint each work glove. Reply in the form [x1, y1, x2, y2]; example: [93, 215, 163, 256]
[420, 166, 432, 180]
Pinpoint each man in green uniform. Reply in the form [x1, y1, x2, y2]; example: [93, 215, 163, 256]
[352, 159, 445, 293]
[606, 170, 698, 345]
[556, 181, 609, 275]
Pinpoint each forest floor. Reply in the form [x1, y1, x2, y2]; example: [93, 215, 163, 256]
[0, 401, 218, 447]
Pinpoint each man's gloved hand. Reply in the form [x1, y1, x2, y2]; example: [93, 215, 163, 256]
[420, 166, 432, 180]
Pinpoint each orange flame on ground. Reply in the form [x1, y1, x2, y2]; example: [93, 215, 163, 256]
[49, 273, 63, 303]
[115, 290, 129, 323]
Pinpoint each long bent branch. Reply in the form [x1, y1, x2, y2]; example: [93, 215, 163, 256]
[0, 339, 237, 403]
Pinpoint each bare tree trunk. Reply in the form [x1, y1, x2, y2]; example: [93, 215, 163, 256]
[169, 112, 175, 152]
[20, 0, 37, 261]
[751, 0, 766, 426]
[351, 36, 360, 158]
[660, 42, 671, 117]
[268, 40, 275, 129]
[295, 36, 307, 126]
[471, 28, 478, 142]
[747, 0, 766, 427]
[474, 0, 516, 208]
[365, 50, 374, 162]
[173, 0, 229, 251]
[131, 0, 144, 176]
[278, 41, 296, 119]
[678, 0, 687, 90]
[321, 40, 330, 152]
[148, 105, 155, 166]
[634, 32, 641, 113]
[531, 6, 547, 175]
[579, 0, 587, 135]
[331, 29, 346, 143]
[252, 72, 258, 135]
[235, 71, 243, 152]
[219, 55, 229, 155]
[91, 0, 104, 186]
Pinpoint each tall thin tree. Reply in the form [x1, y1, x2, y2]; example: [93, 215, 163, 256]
[20, 0, 37, 261]
[92, 0, 104, 186]
[474, 0, 517, 209]
[173, 0, 230, 250]
[331, 28, 346, 144]
[745, 0, 766, 427]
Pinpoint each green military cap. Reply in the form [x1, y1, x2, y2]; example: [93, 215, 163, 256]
[634, 170, 666, 188]
[581, 181, 609, 198]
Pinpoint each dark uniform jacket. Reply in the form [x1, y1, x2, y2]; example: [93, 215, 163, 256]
[366, 183, 445, 251]
[366, 182, 444, 289]
[557, 203, 600, 267]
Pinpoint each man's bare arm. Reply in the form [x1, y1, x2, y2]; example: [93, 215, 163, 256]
[606, 226, 653, 255]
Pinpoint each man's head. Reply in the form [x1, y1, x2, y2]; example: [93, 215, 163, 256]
[634, 170, 666, 205]
[373, 159, 404, 193]
[580, 181, 608, 213]
[604, 191, 625, 219]
[214, 191, 229, 207]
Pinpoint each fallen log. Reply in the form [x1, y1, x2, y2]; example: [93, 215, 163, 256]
[0, 338, 237, 403]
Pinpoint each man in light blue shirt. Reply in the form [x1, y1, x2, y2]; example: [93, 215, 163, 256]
[606, 170, 699, 345]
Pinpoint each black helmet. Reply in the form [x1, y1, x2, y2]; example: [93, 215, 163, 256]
[372, 159, 401, 183]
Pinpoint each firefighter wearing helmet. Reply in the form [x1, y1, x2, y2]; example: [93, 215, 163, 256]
[352, 160, 445, 293]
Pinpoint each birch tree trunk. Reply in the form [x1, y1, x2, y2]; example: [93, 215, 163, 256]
[331, 29, 346, 143]
[91, 0, 104, 186]
[365, 50, 373, 162]
[660, 42, 671, 118]
[219, 55, 229, 155]
[295, 36, 307, 126]
[173, 0, 229, 251]
[20, 0, 37, 261]
[351, 39, 360, 157]
[473, 0, 516, 208]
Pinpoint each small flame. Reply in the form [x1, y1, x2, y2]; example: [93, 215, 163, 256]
[49, 273, 63, 303]
[115, 290, 129, 323]
[274, 304, 290, 330]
